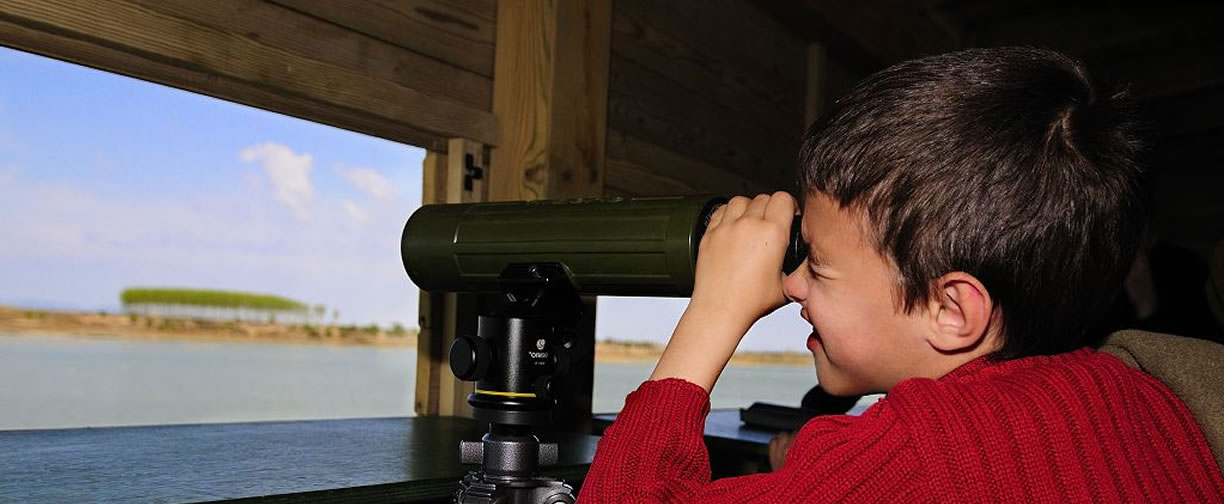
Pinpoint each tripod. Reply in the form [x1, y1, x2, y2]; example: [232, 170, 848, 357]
[449, 264, 582, 504]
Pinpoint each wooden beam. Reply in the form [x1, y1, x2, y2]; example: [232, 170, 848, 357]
[269, 0, 496, 78]
[0, 0, 497, 150]
[488, 0, 611, 201]
[488, 0, 612, 433]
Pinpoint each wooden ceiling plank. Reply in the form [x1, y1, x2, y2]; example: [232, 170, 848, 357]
[0, 14, 449, 150]
[611, 1, 805, 140]
[605, 130, 767, 196]
[608, 53, 798, 189]
[133, 0, 492, 110]
[269, 0, 496, 78]
[0, 0, 497, 146]
[616, 0, 806, 99]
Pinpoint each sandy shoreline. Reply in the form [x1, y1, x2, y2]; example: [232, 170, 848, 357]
[0, 307, 414, 347]
[0, 307, 812, 367]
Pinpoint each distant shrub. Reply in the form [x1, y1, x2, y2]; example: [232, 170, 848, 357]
[120, 287, 308, 323]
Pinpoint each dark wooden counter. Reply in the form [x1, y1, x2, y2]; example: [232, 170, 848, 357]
[0, 417, 599, 503]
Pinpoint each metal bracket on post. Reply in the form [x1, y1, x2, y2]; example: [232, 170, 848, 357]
[463, 153, 484, 192]
[448, 138, 487, 204]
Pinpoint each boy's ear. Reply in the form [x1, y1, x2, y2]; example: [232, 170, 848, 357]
[925, 272, 994, 353]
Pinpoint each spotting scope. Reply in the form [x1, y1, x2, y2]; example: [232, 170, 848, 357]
[401, 195, 807, 298]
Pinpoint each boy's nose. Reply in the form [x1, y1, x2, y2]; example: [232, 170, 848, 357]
[782, 268, 806, 303]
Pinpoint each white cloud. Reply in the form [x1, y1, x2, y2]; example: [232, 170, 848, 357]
[0, 175, 419, 327]
[241, 170, 264, 190]
[342, 199, 369, 224]
[239, 142, 313, 220]
[336, 164, 395, 200]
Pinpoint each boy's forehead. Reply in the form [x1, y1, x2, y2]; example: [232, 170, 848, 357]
[801, 192, 839, 225]
[799, 192, 833, 243]
[801, 192, 874, 253]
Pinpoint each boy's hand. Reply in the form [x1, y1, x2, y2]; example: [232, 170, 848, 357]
[690, 192, 796, 327]
[649, 192, 797, 391]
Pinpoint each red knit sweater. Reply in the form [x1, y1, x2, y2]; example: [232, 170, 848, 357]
[579, 348, 1224, 502]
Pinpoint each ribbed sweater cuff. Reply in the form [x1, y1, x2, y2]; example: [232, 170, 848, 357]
[612, 378, 711, 441]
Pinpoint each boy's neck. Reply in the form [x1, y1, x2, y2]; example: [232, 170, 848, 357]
[905, 329, 1002, 387]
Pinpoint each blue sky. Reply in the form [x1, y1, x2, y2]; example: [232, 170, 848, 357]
[0, 47, 811, 352]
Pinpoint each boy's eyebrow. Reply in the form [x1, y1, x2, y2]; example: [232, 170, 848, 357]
[808, 246, 826, 266]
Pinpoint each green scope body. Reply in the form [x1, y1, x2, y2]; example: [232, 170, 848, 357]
[401, 195, 804, 297]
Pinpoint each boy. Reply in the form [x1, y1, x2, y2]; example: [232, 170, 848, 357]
[579, 48, 1224, 502]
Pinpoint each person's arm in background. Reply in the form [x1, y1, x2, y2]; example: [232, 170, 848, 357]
[768, 431, 796, 471]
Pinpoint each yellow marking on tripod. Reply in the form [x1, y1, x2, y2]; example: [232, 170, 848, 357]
[475, 389, 537, 398]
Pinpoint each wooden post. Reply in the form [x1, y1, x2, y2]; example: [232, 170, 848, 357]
[414, 140, 488, 418]
[805, 43, 867, 132]
[805, 43, 830, 129]
[488, 0, 612, 432]
[489, 0, 610, 201]
[413, 151, 446, 416]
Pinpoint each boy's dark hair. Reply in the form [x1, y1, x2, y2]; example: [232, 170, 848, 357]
[798, 47, 1145, 360]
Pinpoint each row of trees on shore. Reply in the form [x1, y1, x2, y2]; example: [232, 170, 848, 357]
[120, 287, 334, 325]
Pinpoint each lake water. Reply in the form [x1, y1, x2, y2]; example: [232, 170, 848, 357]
[0, 332, 831, 431]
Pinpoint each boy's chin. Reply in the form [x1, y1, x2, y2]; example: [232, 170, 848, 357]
[814, 368, 869, 397]
[820, 381, 862, 397]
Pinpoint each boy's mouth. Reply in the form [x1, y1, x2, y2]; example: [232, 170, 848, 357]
[806, 331, 822, 352]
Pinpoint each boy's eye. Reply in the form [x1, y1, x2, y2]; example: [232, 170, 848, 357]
[807, 258, 826, 280]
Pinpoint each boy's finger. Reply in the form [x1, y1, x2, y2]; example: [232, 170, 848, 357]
[764, 191, 797, 225]
[707, 204, 727, 229]
[744, 193, 772, 219]
[722, 196, 751, 223]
